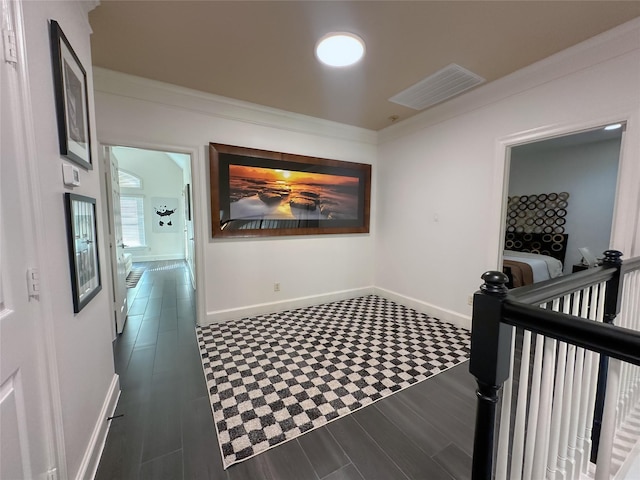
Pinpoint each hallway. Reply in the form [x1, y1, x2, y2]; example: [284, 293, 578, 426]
[96, 261, 475, 480]
[95, 261, 216, 479]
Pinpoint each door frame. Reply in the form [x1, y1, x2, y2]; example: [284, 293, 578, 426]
[489, 110, 640, 272]
[98, 140, 206, 328]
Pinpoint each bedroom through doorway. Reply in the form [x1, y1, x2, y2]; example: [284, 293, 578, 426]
[501, 123, 624, 287]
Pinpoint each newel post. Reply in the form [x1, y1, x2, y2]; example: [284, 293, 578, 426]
[591, 249, 623, 462]
[469, 271, 512, 480]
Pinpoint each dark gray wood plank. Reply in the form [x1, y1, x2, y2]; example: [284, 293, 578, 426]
[117, 314, 144, 347]
[129, 297, 150, 316]
[327, 414, 410, 480]
[432, 444, 472, 480]
[144, 297, 163, 317]
[321, 464, 365, 480]
[139, 449, 183, 480]
[182, 396, 226, 480]
[158, 307, 178, 332]
[417, 383, 476, 426]
[374, 393, 452, 457]
[397, 389, 475, 456]
[153, 330, 179, 376]
[297, 426, 350, 479]
[94, 401, 148, 480]
[352, 406, 454, 480]
[118, 345, 155, 408]
[134, 316, 161, 348]
[141, 374, 183, 462]
[226, 438, 317, 480]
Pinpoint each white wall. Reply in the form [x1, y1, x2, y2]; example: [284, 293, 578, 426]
[114, 147, 187, 262]
[509, 138, 621, 273]
[93, 71, 378, 325]
[22, 1, 118, 478]
[376, 20, 640, 328]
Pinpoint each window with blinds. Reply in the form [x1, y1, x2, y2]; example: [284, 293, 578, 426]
[120, 195, 145, 247]
[118, 169, 145, 248]
[118, 169, 142, 188]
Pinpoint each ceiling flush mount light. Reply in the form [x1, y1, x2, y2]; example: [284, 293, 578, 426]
[315, 32, 365, 67]
[604, 123, 622, 130]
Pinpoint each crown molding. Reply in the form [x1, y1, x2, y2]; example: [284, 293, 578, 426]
[379, 17, 640, 144]
[92, 67, 378, 146]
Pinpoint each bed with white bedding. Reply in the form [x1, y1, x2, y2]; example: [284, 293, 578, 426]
[502, 232, 568, 288]
[503, 250, 564, 284]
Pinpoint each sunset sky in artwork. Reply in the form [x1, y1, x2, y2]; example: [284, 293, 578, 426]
[229, 164, 358, 186]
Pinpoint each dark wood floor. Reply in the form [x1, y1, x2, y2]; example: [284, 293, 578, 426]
[95, 261, 476, 480]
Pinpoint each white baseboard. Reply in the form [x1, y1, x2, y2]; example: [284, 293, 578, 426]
[77, 374, 120, 480]
[203, 287, 375, 325]
[373, 287, 471, 331]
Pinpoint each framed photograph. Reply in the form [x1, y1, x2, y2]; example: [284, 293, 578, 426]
[210, 143, 371, 238]
[50, 20, 92, 169]
[64, 193, 102, 313]
[185, 184, 192, 221]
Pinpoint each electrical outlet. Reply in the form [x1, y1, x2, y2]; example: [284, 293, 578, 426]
[467, 295, 473, 306]
[274, 282, 280, 292]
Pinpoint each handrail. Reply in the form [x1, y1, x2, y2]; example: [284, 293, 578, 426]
[503, 301, 640, 366]
[621, 255, 640, 274]
[469, 249, 640, 479]
[508, 265, 616, 305]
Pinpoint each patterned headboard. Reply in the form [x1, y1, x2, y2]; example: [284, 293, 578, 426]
[505, 232, 569, 264]
[505, 192, 570, 264]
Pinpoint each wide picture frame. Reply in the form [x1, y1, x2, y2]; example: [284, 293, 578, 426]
[64, 193, 102, 313]
[50, 20, 92, 169]
[210, 143, 371, 238]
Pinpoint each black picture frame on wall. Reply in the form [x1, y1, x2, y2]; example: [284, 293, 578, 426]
[50, 20, 92, 169]
[64, 193, 102, 313]
[185, 183, 192, 221]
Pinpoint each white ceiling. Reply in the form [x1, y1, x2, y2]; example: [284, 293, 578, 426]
[89, 1, 640, 131]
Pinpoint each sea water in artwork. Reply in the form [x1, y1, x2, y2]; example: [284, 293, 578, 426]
[228, 165, 359, 221]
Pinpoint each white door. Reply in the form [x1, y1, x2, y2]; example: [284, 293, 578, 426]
[103, 146, 128, 334]
[1, 0, 56, 477]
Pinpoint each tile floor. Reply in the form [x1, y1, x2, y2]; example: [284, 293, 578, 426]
[95, 261, 475, 480]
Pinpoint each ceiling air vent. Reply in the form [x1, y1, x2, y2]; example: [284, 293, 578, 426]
[389, 63, 485, 110]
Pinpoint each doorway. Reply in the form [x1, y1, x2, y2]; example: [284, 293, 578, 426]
[102, 145, 197, 336]
[499, 123, 625, 280]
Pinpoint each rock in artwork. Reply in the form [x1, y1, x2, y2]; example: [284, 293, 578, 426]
[151, 197, 179, 233]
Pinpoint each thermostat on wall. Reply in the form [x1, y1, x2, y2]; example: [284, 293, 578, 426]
[62, 163, 80, 187]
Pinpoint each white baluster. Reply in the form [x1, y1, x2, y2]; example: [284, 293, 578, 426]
[557, 343, 576, 480]
[547, 339, 568, 480]
[567, 289, 585, 480]
[511, 330, 533, 480]
[524, 334, 545, 480]
[595, 358, 622, 480]
[496, 327, 516, 480]
[568, 345, 585, 480]
[533, 297, 558, 480]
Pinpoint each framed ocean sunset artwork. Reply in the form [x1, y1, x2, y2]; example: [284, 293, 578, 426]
[209, 143, 371, 238]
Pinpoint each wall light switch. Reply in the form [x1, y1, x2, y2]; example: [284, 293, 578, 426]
[62, 163, 80, 187]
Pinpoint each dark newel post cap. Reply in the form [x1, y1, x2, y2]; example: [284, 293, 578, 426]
[480, 271, 509, 296]
[602, 250, 623, 266]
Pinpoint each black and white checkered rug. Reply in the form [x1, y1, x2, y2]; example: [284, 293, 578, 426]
[196, 295, 471, 469]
